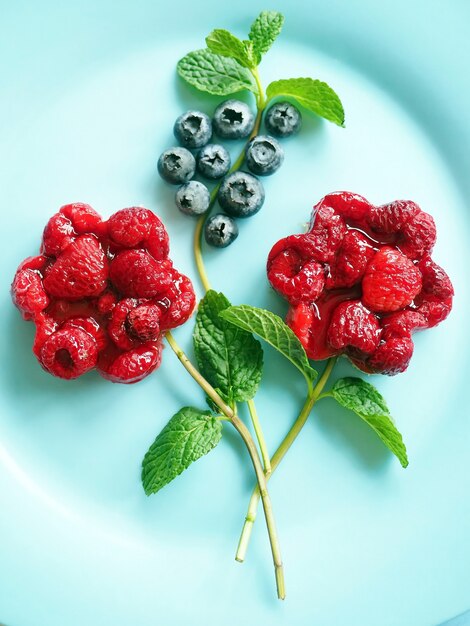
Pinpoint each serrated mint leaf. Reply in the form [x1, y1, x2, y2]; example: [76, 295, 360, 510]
[266, 78, 345, 126]
[327, 377, 408, 468]
[142, 407, 222, 495]
[194, 291, 263, 404]
[177, 49, 258, 96]
[219, 305, 317, 388]
[249, 10, 285, 64]
[205, 29, 254, 68]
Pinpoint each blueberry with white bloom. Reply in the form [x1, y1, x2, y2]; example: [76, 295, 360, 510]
[175, 181, 211, 216]
[197, 144, 231, 180]
[265, 101, 302, 137]
[245, 135, 284, 176]
[173, 110, 212, 149]
[205, 214, 239, 247]
[218, 171, 265, 218]
[158, 147, 196, 184]
[213, 99, 255, 139]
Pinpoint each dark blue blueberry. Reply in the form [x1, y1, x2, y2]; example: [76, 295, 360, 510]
[218, 171, 265, 218]
[204, 213, 239, 248]
[173, 110, 212, 149]
[265, 101, 302, 137]
[213, 99, 255, 139]
[175, 181, 211, 216]
[245, 135, 284, 176]
[158, 147, 196, 184]
[197, 144, 231, 180]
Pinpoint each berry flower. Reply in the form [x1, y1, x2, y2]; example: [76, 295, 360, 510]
[11, 203, 196, 383]
[267, 192, 453, 375]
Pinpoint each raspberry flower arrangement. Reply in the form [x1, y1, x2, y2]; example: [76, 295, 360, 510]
[12, 202, 195, 383]
[11, 10, 455, 603]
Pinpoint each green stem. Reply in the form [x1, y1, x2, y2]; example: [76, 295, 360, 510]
[164, 330, 285, 600]
[247, 398, 271, 475]
[235, 357, 337, 563]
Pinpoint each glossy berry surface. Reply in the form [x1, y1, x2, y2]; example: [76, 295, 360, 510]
[204, 213, 239, 248]
[11, 205, 196, 383]
[268, 191, 453, 375]
[196, 144, 231, 180]
[218, 171, 265, 218]
[265, 101, 302, 137]
[173, 110, 212, 149]
[245, 135, 284, 176]
[157, 147, 196, 184]
[175, 181, 211, 216]
[213, 99, 255, 139]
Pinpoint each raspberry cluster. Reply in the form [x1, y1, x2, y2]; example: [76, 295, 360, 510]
[11, 203, 195, 383]
[267, 192, 453, 375]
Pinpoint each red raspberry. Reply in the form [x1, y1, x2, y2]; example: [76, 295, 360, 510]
[41, 212, 75, 257]
[326, 230, 375, 289]
[368, 337, 414, 376]
[400, 210, 436, 260]
[108, 299, 140, 350]
[40, 326, 98, 379]
[60, 203, 104, 235]
[157, 272, 196, 330]
[380, 310, 427, 338]
[61, 317, 108, 351]
[267, 248, 325, 305]
[109, 249, 172, 298]
[417, 255, 453, 299]
[146, 218, 171, 260]
[107, 207, 170, 260]
[99, 343, 162, 384]
[307, 204, 346, 262]
[43, 235, 108, 299]
[127, 303, 161, 341]
[319, 191, 372, 223]
[96, 290, 118, 314]
[362, 247, 422, 312]
[12, 267, 49, 320]
[327, 300, 381, 355]
[368, 200, 420, 234]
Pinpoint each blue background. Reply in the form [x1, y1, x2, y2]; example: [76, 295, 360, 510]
[0, 1, 469, 625]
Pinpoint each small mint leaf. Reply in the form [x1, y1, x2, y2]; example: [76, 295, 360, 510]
[219, 305, 317, 387]
[142, 407, 222, 495]
[266, 77, 345, 126]
[249, 11, 285, 64]
[205, 29, 254, 68]
[177, 49, 258, 96]
[193, 291, 263, 403]
[327, 378, 409, 468]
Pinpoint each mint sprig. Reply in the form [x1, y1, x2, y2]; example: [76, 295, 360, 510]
[248, 10, 285, 63]
[194, 291, 263, 404]
[324, 378, 409, 468]
[220, 304, 317, 389]
[177, 49, 258, 96]
[266, 78, 345, 127]
[176, 10, 344, 126]
[142, 407, 222, 495]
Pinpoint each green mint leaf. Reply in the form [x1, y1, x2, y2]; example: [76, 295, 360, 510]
[266, 77, 345, 126]
[142, 407, 222, 495]
[327, 378, 409, 468]
[219, 305, 317, 388]
[205, 29, 254, 68]
[249, 10, 285, 64]
[177, 49, 258, 96]
[193, 291, 263, 404]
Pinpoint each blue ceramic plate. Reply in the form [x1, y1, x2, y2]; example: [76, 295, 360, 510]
[1, 2, 469, 625]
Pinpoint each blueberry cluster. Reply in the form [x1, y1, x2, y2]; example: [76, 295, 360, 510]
[158, 99, 302, 247]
